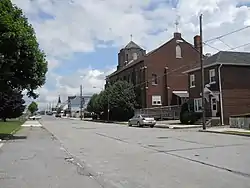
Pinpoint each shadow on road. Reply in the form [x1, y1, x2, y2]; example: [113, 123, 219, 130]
[0, 134, 27, 140]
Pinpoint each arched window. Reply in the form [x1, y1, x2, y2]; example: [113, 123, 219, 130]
[133, 53, 138, 60]
[176, 45, 182, 58]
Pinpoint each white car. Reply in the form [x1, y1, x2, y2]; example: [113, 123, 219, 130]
[29, 115, 42, 120]
[128, 114, 156, 128]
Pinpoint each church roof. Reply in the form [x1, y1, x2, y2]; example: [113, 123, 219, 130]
[124, 41, 142, 49]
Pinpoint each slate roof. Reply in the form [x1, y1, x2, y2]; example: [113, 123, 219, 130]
[124, 41, 142, 49]
[184, 51, 250, 73]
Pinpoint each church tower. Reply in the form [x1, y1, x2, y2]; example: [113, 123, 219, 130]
[117, 35, 146, 70]
[56, 95, 61, 108]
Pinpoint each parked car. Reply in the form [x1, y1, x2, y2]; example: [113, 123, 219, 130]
[128, 114, 156, 128]
[55, 114, 61, 118]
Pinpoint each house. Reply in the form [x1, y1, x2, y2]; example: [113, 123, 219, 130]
[67, 95, 91, 117]
[106, 32, 201, 108]
[184, 51, 250, 125]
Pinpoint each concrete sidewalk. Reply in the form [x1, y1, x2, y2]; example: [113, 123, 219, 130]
[21, 120, 42, 127]
[200, 127, 250, 137]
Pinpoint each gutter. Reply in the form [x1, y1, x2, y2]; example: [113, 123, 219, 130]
[218, 64, 224, 125]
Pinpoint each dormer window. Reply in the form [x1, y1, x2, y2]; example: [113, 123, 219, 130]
[176, 45, 182, 58]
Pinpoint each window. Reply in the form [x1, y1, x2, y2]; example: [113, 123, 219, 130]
[194, 98, 202, 112]
[133, 53, 137, 60]
[190, 74, 195, 88]
[209, 69, 216, 84]
[152, 95, 161, 106]
[152, 74, 158, 85]
[176, 45, 182, 58]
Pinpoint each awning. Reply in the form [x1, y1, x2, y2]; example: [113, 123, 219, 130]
[173, 91, 189, 98]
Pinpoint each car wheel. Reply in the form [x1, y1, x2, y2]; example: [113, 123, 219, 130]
[137, 122, 143, 127]
[128, 121, 132, 127]
[150, 124, 154, 128]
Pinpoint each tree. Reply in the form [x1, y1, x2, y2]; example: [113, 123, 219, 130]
[0, 0, 48, 98]
[0, 90, 26, 121]
[28, 101, 38, 115]
[108, 81, 136, 121]
[87, 93, 99, 113]
[87, 81, 137, 121]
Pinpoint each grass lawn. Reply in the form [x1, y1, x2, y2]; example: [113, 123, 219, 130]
[224, 131, 250, 136]
[0, 120, 24, 135]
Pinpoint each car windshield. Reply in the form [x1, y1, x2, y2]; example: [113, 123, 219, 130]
[140, 114, 149, 118]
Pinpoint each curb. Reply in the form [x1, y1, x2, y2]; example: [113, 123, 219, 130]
[199, 130, 250, 137]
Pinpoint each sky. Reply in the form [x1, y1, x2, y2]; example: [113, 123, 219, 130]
[11, 0, 250, 109]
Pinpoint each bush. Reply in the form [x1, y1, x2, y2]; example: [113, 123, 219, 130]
[180, 99, 202, 124]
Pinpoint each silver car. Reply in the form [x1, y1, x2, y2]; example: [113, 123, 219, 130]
[128, 114, 156, 128]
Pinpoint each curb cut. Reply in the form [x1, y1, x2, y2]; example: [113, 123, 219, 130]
[199, 130, 250, 137]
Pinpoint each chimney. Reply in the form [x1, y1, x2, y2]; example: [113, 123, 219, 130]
[174, 32, 181, 39]
[194, 35, 201, 51]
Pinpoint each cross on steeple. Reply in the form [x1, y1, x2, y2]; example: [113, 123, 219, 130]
[175, 15, 181, 33]
[175, 19, 179, 33]
[130, 34, 133, 41]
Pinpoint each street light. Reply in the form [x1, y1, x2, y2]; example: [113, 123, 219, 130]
[93, 86, 110, 121]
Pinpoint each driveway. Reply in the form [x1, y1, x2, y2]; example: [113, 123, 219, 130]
[40, 116, 250, 188]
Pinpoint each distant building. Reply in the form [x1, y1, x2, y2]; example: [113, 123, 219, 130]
[67, 95, 92, 117]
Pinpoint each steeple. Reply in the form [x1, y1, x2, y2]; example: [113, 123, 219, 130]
[58, 95, 61, 104]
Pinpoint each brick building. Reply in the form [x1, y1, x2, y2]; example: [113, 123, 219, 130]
[184, 51, 250, 125]
[106, 32, 201, 108]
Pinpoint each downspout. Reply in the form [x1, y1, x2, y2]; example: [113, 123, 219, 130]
[218, 64, 224, 125]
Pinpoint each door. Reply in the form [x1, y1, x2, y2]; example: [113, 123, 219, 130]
[210, 97, 217, 117]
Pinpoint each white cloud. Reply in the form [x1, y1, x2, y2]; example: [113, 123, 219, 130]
[11, 0, 250, 109]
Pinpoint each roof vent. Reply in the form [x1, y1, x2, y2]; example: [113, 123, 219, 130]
[205, 53, 212, 57]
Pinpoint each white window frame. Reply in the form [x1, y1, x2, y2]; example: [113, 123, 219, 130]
[190, 74, 195, 88]
[152, 74, 158, 85]
[209, 69, 216, 84]
[152, 95, 162, 106]
[176, 45, 182, 58]
[194, 98, 202, 112]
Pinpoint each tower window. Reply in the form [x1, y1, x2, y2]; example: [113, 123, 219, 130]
[152, 74, 158, 85]
[133, 53, 137, 60]
[176, 45, 182, 58]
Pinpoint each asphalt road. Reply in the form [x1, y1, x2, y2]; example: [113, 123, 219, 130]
[0, 126, 102, 188]
[39, 116, 250, 188]
[1, 116, 250, 188]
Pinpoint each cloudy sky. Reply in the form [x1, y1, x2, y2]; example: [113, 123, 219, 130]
[12, 0, 250, 109]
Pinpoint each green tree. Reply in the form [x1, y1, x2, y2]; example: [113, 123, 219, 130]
[0, 89, 26, 121]
[0, 0, 48, 98]
[87, 93, 99, 113]
[28, 101, 38, 115]
[108, 81, 136, 121]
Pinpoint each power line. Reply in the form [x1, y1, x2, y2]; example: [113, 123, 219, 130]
[204, 25, 250, 43]
[217, 38, 232, 49]
[229, 42, 250, 51]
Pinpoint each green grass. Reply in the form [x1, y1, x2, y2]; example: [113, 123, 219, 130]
[224, 131, 250, 136]
[0, 120, 24, 135]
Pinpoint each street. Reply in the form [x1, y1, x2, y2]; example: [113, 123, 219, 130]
[1, 116, 250, 187]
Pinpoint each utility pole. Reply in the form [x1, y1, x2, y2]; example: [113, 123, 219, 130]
[107, 94, 110, 121]
[200, 14, 206, 130]
[80, 84, 83, 120]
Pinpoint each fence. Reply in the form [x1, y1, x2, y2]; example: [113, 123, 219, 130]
[229, 113, 250, 130]
[135, 105, 181, 120]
